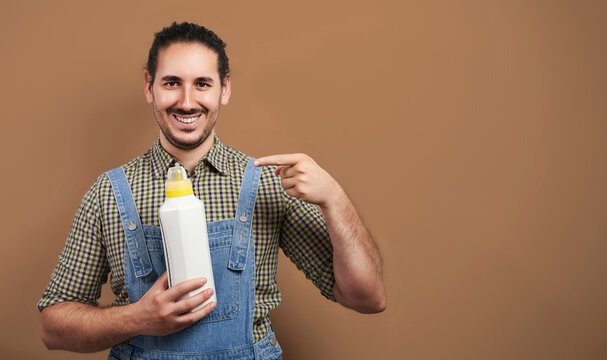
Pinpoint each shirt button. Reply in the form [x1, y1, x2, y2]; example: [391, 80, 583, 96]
[270, 337, 277, 346]
[239, 215, 248, 222]
[128, 222, 137, 231]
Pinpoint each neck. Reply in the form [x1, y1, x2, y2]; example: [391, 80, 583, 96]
[159, 131, 215, 174]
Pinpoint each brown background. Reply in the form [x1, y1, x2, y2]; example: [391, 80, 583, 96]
[1, 0, 606, 359]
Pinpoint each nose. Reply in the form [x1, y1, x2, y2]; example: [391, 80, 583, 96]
[177, 86, 195, 110]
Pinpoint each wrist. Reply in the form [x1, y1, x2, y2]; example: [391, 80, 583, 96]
[119, 302, 144, 338]
[319, 184, 348, 212]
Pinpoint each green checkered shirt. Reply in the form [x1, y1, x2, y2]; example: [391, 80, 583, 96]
[38, 136, 335, 342]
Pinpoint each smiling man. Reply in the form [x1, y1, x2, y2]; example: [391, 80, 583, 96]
[38, 22, 386, 360]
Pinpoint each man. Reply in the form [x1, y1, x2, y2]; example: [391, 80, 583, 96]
[39, 22, 385, 359]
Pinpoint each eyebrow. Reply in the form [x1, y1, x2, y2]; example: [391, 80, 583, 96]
[160, 75, 215, 84]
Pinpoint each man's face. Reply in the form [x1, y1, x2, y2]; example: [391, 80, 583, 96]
[144, 42, 231, 151]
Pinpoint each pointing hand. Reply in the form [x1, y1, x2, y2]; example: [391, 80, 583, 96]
[254, 154, 344, 208]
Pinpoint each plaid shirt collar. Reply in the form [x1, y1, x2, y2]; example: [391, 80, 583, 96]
[150, 135, 230, 179]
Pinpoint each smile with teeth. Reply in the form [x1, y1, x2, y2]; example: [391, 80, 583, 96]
[173, 114, 200, 124]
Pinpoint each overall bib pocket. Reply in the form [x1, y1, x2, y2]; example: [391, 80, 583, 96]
[142, 219, 241, 323]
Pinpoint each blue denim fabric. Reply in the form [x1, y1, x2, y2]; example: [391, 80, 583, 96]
[106, 159, 282, 359]
[108, 330, 282, 360]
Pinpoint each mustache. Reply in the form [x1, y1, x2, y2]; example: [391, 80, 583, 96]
[166, 106, 208, 116]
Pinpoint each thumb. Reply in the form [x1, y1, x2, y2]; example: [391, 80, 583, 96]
[275, 165, 290, 176]
[151, 272, 169, 291]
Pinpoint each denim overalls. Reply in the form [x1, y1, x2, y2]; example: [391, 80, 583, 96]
[105, 159, 282, 360]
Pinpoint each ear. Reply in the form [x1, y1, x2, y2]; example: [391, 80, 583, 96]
[144, 71, 154, 104]
[220, 74, 231, 105]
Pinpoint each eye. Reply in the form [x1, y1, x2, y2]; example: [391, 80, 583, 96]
[165, 81, 179, 87]
[196, 82, 209, 89]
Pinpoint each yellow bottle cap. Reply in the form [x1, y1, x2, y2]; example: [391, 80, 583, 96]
[165, 164, 194, 197]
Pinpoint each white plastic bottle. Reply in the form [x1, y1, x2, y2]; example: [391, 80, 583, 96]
[158, 163, 216, 311]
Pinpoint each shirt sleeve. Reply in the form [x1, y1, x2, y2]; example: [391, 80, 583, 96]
[37, 176, 110, 311]
[279, 196, 336, 302]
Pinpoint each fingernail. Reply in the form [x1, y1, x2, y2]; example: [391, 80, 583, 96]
[254, 160, 259, 166]
[201, 278, 207, 284]
[207, 288, 214, 295]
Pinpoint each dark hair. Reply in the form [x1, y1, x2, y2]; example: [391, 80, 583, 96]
[146, 22, 230, 86]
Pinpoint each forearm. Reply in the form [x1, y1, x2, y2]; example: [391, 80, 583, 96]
[320, 188, 386, 313]
[40, 301, 139, 353]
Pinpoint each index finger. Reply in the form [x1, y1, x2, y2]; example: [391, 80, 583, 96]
[164, 277, 206, 302]
[254, 154, 305, 167]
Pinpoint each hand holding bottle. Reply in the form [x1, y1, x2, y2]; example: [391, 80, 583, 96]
[132, 272, 216, 336]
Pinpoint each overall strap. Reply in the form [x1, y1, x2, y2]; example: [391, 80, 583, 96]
[228, 158, 262, 271]
[106, 167, 153, 278]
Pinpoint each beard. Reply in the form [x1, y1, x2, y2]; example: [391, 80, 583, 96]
[152, 96, 221, 151]
[160, 117, 216, 151]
